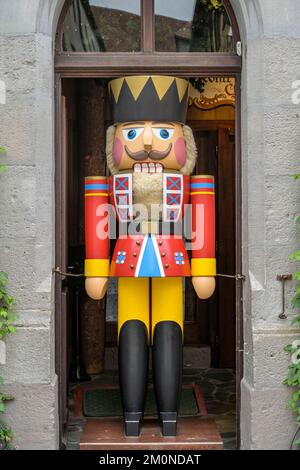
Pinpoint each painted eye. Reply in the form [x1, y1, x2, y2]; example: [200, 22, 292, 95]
[152, 128, 174, 140]
[122, 128, 144, 141]
[160, 129, 170, 139]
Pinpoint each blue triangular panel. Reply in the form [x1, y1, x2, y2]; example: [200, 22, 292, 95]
[138, 236, 161, 277]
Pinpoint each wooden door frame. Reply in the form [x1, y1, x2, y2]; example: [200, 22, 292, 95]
[54, 0, 241, 78]
[54, 0, 243, 449]
[55, 79, 69, 448]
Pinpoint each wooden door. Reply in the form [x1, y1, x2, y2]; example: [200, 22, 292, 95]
[217, 127, 236, 368]
[184, 130, 218, 350]
[184, 124, 236, 368]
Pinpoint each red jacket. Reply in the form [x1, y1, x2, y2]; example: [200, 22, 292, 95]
[84, 173, 216, 278]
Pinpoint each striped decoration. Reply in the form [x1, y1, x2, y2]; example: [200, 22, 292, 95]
[191, 177, 214, 196]
[85, 177, 109, 196]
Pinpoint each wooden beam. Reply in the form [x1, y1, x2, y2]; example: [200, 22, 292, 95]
[55, 53, 241, 77]
[141, 0, 154, 52]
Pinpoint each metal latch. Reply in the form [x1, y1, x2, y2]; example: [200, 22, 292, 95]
[236, 41, 242, 56]
[53, 267, 84, 278]
[277, 274, 293, 319]
[53, 268, 246, 281]
[217, 273, 246, 281]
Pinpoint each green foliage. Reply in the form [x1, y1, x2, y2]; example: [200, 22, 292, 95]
[0, 392, 14, 414]
[0, 146, 7, 173]
[0, 149, 16, 450]
[284, 177, 300, 449]
[0, 272, 16, 341]
[199, 0, 224, 10]
[284, 334, 300, 430]
[0, 270, 17, 450]
[0, 425, 15, 450]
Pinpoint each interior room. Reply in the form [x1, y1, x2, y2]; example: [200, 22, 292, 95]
[60, 75, 237, 450]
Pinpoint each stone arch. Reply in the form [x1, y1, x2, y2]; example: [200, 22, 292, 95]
[51, 0, 264, 49]
[0, 0, 275, 450]
[47, 0, 266, 451]
[36, 0, 66, 37]
[0, 0, 264, 40]
[230, 0, 264, 42]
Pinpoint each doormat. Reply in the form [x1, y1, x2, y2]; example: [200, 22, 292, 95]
[83, 388, 199, 418]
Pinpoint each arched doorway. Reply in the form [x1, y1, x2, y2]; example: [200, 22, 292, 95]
[54, 0, 242, 450]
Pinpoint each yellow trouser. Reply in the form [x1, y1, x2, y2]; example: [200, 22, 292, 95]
[118, 277, 183, 344]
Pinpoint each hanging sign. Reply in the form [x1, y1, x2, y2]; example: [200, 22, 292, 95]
[189, 77, 235, 110]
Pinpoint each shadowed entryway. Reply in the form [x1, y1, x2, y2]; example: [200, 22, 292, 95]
[55, 0, 242, 450]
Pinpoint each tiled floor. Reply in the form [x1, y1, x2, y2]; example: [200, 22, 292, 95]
[183, 369, 236, 450]
[66, 368, 236, 450]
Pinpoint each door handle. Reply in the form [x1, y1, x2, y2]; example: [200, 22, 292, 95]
[277, 274, 292, 319]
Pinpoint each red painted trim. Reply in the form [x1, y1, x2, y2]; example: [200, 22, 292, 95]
[194, 383, 208, 416]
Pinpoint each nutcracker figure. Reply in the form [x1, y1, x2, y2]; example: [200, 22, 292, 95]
[84, 76, 216, 437]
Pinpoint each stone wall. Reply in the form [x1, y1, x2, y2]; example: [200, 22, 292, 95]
[231, 0, 300, 449]
[0, 0, 299, 449]
[0, 0, 64, 450]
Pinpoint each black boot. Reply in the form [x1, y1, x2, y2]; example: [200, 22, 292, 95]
[119, 320, 148, 436]
[152, 321, 183, 437]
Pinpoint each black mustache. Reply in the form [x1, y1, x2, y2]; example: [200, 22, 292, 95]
[125, 144, 172, 161]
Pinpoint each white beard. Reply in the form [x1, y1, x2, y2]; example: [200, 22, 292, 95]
[132, 172, 163, 221]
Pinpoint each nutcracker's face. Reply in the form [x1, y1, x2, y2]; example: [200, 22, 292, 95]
[112, 121, 186, 173]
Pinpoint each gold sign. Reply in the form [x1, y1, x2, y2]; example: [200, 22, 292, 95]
[189, 77, 235, 110]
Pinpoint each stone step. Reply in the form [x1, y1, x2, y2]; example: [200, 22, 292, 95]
[80, 416, 223, 451]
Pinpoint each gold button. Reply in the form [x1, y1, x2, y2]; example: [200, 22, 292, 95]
[136, 240, 141, 246]
[133, 252, 137, 257]
[130, 264, 135, 269]
[161, 252, 166, 258]
[164, 264, 169, 268]
[158, 241, 163, 246]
